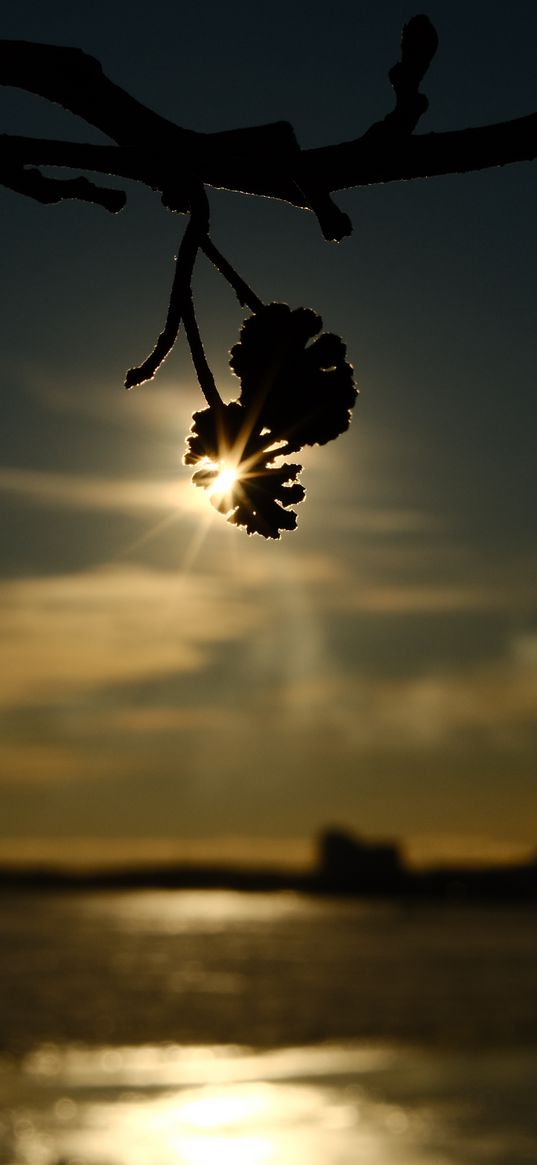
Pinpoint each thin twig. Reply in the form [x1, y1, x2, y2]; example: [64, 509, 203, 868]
[182, 294, 223, 411]
[0, 164, 126, 211]
[200, 236, 263, 313]
[288, 178, 352, 242]
[125, 182, 210, 388]
[124, 218, 199, 388]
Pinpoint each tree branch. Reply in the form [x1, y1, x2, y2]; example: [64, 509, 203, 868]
[124, 218, 200, 389]
[1, 32, 536, 225]
[0, 162, 126, 210]
[0, 39, 187, 147]
[124, 181, 210, 388]
[2, 114, 536, 212]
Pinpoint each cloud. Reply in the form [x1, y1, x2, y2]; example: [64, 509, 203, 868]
[0, 564, 259, 708]
[345, 581, 535, 615]
[0, 834, 314, 870]
[0, 742, 87, 785]
[0, 465, 442, 546]
[280, 648, 537, 752]
[0, 467, 197, 515]
[313, 503, 438, 536]
[405, 833, 537, 869]
[1, 523, 535, 831]
[25, 372, 195, 436]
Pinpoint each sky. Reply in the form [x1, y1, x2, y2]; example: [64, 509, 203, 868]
[0, 0, 536, 871]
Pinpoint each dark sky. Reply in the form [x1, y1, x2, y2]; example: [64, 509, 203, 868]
[1, 0, 536, 869]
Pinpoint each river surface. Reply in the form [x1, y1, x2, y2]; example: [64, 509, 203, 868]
[1, 889, 536, 1164]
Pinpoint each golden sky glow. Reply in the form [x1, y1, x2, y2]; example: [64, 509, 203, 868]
[1, 0, 536, 869]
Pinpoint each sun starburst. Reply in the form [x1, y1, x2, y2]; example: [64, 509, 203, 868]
[207, 463, 240, 499]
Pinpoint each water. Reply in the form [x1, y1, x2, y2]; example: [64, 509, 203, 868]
[1, 889, 537, 1164]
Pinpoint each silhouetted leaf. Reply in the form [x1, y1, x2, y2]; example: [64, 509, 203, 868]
[184, 401, 305, 539]
[229, 302, 357, 452]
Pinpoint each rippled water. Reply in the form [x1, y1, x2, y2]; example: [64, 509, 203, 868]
[1, 889, 537, 1164]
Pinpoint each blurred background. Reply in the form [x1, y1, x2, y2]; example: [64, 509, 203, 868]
[1, 1, 536, 1161]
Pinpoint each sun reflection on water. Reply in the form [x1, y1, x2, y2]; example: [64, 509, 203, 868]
[176, 1133, 272, 1165]
[10, 1043, 415, 1165]
[9, 1036, 534, 1165]
[164, 1085, 277, 1165]
[178, 1086, 268, 1128]
[55, 1080, 364, 1165]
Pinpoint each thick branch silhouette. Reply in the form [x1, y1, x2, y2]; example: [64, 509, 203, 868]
[1, 22, 536, 223]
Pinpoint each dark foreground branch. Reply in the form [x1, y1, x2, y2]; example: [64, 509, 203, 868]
[0, 161, 126, 210]
[2, 112, 536, 214]
[1, 32, 536, 222]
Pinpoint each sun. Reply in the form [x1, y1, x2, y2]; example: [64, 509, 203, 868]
[207, 463, 240, 498]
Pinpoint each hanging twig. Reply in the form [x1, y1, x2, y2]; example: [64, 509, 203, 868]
[124, 219, 200, 388]
[182, 294, 223, 412]
[124, 182, 210, 389]
[200, 236, 263, 313]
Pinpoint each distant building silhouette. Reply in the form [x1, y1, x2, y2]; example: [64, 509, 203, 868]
[317, 826, 404, 894]
[1, 826, 536, 900]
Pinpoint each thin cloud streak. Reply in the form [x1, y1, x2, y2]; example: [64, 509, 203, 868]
[346, 582, 537, 615]
[281, 652, 537, 751]
[28, 375, 194, 435]
[0, 466, 442, 539]
[2, 616, 536, 790]
[0, 565, 260, 707]
[0, 467, 193, 515]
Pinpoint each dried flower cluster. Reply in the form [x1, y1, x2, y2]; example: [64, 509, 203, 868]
[184, 303, 357, 538]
